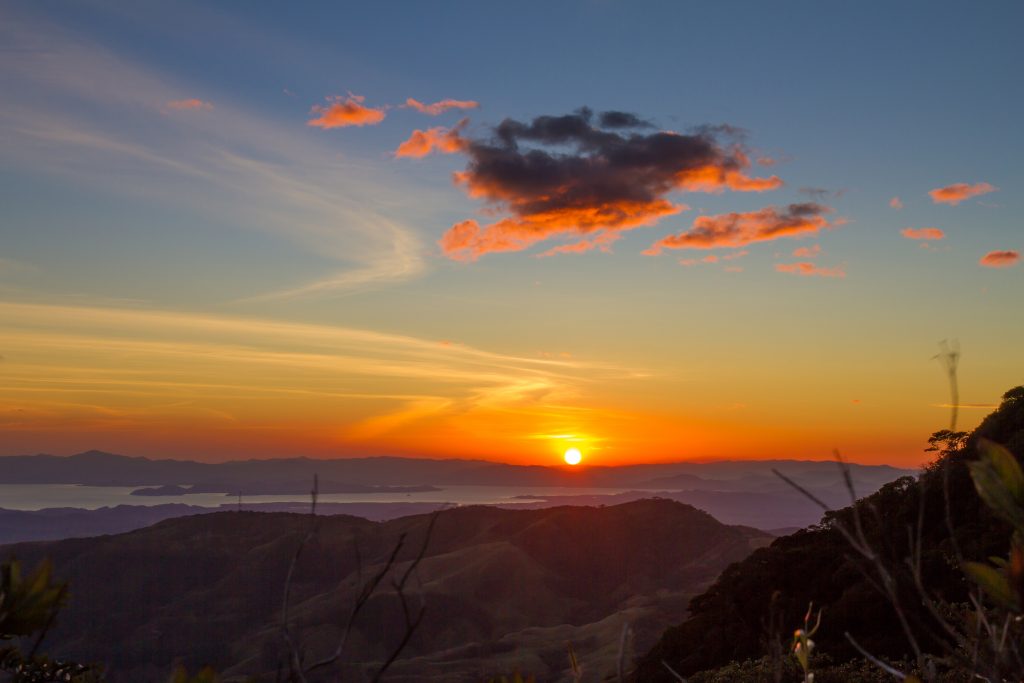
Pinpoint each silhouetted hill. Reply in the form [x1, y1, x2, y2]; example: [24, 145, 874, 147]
[4, 499, 770, 681]
[635, 386, 1024, 681]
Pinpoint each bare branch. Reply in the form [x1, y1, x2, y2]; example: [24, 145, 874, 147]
[844, 632, 906, 679]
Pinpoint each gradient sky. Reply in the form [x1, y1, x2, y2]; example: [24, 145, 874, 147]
[1, 1, 1022, 467]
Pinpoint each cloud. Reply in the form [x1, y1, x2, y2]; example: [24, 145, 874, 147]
[889, 196, 903, 210]
[756, 156, 776, 167]
[534, 233, 619, 258]
[394, 119, 468, 158]
[775, 262, 846, 278]
[597, 111, 653, 129]
[928, 182, 997, 205]
[166, 98, 212, 111]
[0, 16, 426, 300]
[979, 250, 1020, 268]
[307, 94, 386, 129]
[438, 108, 782, 260]
[900, 227, 944, 241]
[404, 97, 479, 116]
[678, 250, 747, 267]
[792, 244, 821, 258]
[645, 203, 833, 254]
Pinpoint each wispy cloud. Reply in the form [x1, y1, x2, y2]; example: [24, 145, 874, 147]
[774, 262, 846, 278]
[0, 14, 426, 299]
[889, 196, 903, 209]
[0, 301, 640, 451]
[165, 98, 212, 111]
[645, 204, 834, 254]
[979, 250, 1020, 268]
[928, 182, 997, 206]
[900, 227, 944, 241]
[307, 94, 386, 129]
[404, 97, 479, 116]
[792, 244, 821, 258]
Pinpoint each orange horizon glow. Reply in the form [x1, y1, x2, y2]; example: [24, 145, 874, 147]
[0, 300, 1003, 469]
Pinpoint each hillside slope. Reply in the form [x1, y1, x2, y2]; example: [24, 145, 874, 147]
[636, 386, 1024, 680]
[5, 499, 769, 681]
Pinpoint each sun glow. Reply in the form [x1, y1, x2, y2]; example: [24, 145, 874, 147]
[563, 448, 582, 466]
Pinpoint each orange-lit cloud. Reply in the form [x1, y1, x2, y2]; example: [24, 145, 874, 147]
[775, 262, 846, 278]
[979, 250, 1020, 268]
[792, 244, 821, 258]
[439, 109, 781, 259]
[645, 203, 833, 254]
[928, 182, 997, 205]
[901, 227, 944, 241]
[535, 233, 619, 258]
[405, 97, 479, 116]
[307, 94, 386, 129]
[442, 200, 683, 261]
[166, 98, 212, 111]
[394, 119, 468, 158]
[889, 196, 903, 210]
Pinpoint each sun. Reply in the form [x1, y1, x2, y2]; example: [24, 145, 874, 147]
[563, 447, 583, 466]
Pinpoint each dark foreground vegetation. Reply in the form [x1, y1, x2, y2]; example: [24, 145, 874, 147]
[638, 385, 1024, 681]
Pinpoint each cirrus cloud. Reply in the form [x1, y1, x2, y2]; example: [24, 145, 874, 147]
[928, 182, 997, 205]
[438, 108, 782, 260]
[775, 262, 846, 278]
[644, 203, 833, 254]
[979, 250, 1020, 268]
[901, 227, 944, 241]
[166, 98, 212, 111]
[404, 97, 479, 116]
[792, 244, 821, 258]
[308, 94, 386, 129]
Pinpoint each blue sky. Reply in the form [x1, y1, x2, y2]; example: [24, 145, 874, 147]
[0, 1, 1021, 465]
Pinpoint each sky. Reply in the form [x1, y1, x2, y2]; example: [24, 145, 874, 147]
[1, 1, 1022, 467]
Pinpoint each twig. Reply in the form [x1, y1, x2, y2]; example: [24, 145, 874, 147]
[844, 632, 905, 679]
[661, 659, 687, 682]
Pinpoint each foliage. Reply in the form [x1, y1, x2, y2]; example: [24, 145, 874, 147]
[0, 558, 98, 682]
[636, 385, 1024, 681]
[166, 665, 221, 683]
[485, 673, 536, 683]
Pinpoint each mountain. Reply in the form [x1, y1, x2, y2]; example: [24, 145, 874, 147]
[635, 386, 1024, 681]
[0, 450, 913, 492]
[0, 455, 914, 544]
[4, 499, 770, 682]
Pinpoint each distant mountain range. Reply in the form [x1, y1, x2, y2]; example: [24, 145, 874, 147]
[0, 449, 913, 491]
[4, 499, 771, 682]
[0, 451, 915, 543]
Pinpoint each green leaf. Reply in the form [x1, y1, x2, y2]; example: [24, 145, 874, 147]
[970, 441, 1024, 531]
[981, 439, 1024, 500]
[963, 561, 1018, 610]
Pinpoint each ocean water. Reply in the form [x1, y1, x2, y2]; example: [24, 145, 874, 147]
[0, 484, 632, 511]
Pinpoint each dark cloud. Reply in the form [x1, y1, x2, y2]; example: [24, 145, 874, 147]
[439, 109, 782, 260]
[597, 110, 654, 129]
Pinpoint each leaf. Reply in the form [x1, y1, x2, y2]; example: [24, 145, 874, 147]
[981, 439, 1024, 500]
[970, 441, 1024, 530]
[963, 561, 1019, 610]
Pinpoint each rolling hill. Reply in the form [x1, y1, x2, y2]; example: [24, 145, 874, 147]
[4, 499, 771, 681]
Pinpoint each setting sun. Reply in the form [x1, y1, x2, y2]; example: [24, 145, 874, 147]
[563, 448, 583, 466]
